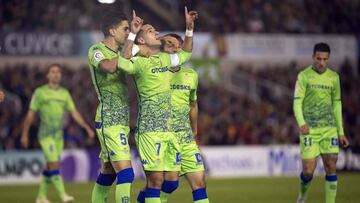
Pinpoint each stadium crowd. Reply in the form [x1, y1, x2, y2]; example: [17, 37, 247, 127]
[0, 60, 359, 150]
[1, 0, 360, 34]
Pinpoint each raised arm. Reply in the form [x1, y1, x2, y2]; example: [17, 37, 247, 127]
[182, 6, 198, 52]
[122, 10, 143, 59]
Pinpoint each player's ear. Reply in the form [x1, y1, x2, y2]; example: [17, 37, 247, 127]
[109, 28, 116, 37]
[137, 36, 145, 45]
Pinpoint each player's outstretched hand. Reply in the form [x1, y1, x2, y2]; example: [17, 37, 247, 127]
[131, 10, 143, 34]
[339, 135, 350, 148]
[300, 124, 310, 135]
[184, 6, 198, 30]
[20, 134, 29, 148]
[0, 90, 5, 102]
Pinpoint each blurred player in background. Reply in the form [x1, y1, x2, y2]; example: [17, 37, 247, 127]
[0, 90, 5, 102]
[118, 7, 197, 203]
[88, 11, 138, 203]
[293, 42, 350, 203]
[21, 64, 95, 203]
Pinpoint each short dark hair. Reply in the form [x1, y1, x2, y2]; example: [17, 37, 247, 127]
[101, 11, 128, 37]
[164, 33, 184, 44]
[135, 23, 149, 45]
[313, 42, 331, 55]
[47, 63, 61, 73]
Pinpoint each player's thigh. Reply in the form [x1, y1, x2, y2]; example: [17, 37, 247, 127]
[39, 137, 60, 163]
[136, 132, 167, 171]
[319, 127, 339, 155]
[185, 171, 206, 190]
[164, 132, 181, 171]
[95, 124, 131, 163]
[54, 135, 64, 157]
[164, 171, 179, 181]
[180, 138, 205, 176]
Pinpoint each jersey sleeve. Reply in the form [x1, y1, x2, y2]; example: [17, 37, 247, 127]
[88, 46, 107, 69]
[66, 90, 76, 112]
[117, 56, 143, 75]
[29, 89, 40, 112]
[293, 72, 307, 127]
[190, 71, 198, 102]
[332, 74, 344, 135]
[161, 50, 192, 67]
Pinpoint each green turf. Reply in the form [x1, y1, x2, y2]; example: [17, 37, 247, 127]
[1, 173, 359, 203]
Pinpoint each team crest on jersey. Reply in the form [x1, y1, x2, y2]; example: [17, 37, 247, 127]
[94, 51, 105, 61]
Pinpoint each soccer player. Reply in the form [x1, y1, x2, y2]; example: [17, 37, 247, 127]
[21, 64, 95, 203]
[161, 34, 209, 203]
[118, 7, 198, 203]
[0, 90, 5, 102]
[293, 42, 350, 203]
[88, 11, 139, 203]
[137, 34, 209, 203]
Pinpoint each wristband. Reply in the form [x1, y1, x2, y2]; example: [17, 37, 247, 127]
[185, 29, 193, 37]
[132, 44, 140, 56]
[128, 32, 136, 41]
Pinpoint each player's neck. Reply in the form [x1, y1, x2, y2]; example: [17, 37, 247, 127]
[312, 66, 327, 74]
[103, 37, 119, 52]
[147, 45, 160, 55]
[48, 82, 60, 89]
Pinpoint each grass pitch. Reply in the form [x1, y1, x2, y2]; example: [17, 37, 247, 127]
[1, 173, 359, 203]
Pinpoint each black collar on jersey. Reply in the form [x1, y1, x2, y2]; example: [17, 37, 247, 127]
[101, 42, 118, 54]
[311, 66, 327, 75]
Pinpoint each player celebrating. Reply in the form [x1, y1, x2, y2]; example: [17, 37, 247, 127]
[161, 34, 209, 203]
[21, 64, 95, 203]
[293, 42, 350, 203]
[137, 34, 209, 203]
[88, 11, 137, 203]
[118, 7, 197, 203]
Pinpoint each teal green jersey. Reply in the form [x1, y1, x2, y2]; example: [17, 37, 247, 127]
[88, 42, 129, 127]
[30, 85, 76, 138]
[118, 50, 192, 133]
[170, 67, 198, 133]
[293, 66, 344, 135]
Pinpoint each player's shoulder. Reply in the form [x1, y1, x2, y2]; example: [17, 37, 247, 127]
[88, 42, 105, 55]
[297, 66, 312, 77]
[181, 67, 197, 76]
[35, 84, 48, 92]
[326, 67, 340, 77]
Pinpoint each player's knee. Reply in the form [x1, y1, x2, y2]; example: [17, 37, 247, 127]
[302, 171, 313, 179]
[116, 168, 134, 184]
[161, 180, 179, 194]
[148, 176, 164, 188]
[191, 179, 206, 190]
[101, 162, 115, 174]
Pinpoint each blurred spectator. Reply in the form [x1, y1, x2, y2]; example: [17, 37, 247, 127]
[1, 0, 360, 34]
